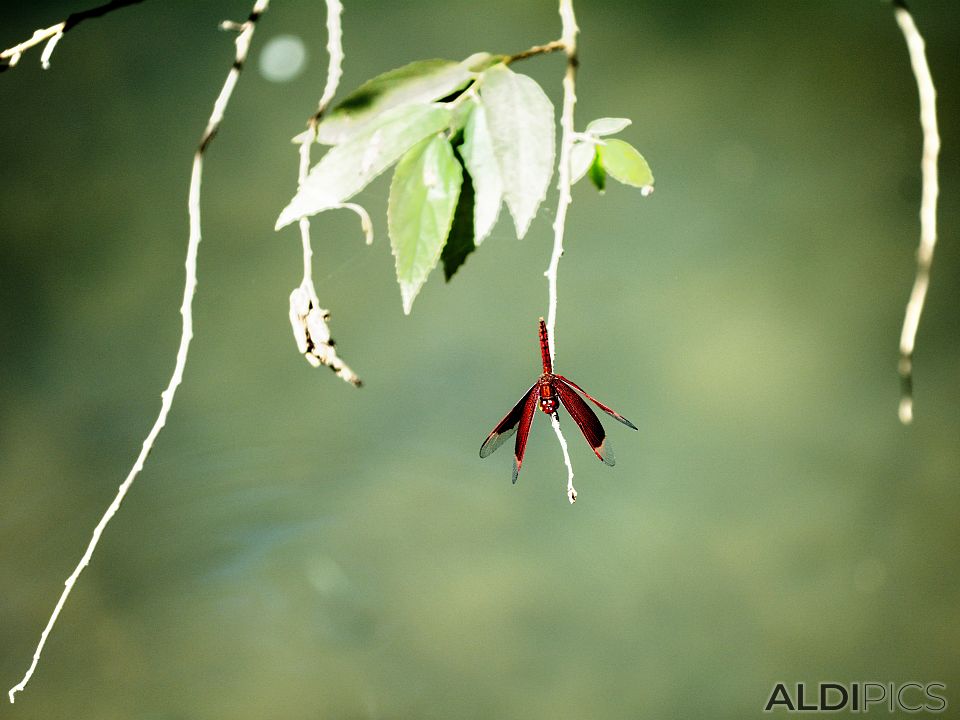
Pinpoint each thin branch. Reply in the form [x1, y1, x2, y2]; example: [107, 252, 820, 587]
[891, 0, 940, 425]
[506, 39, 565, 65]
[544, 0, 579, 503]
[288, 0, 363, 386]
[7, 0, 269, 703]
[0, 0, 145, 72]
[551, 413, 577, 503]
[310, 0, 344, 126]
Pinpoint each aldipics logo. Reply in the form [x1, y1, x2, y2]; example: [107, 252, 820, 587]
[763, 682, 947, 713]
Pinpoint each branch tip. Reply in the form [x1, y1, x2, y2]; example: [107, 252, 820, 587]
[7, 0, 270, 702]
[1, 0, 145, 71]
[892, 1, 940, 424]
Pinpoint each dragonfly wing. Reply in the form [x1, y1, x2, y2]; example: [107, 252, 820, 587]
[555, 375, 638, 430]
[511, 385, 540, 484]
[480, 382, 538, 459]
[554, 378, 615, 466]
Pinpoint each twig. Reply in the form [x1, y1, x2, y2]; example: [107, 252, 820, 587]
[7, 0, 269, 703]
[551, 413, 577, 503]
[309, 0, 344, 126]
[891, 0, 940, 425]
[544, 0, 579, 503]
[288, 0, 363, 386]
[0, 0, 145, 72]
[506, 39, 565, 65]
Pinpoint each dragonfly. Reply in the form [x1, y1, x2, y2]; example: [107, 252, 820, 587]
[480, 318, 637, 483]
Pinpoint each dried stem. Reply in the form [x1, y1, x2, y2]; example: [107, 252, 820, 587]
[891, 1, 940, 425]
[7, 0, 269, 702]
[545, 0, 579, 503]
[288, 0, 363, 386]
[0, 0, 145, 72]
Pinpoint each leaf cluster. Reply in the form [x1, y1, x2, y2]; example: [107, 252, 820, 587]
[277, 52, 653, 314]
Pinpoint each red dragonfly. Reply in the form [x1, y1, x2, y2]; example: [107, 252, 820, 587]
[480, 318, 637, 483]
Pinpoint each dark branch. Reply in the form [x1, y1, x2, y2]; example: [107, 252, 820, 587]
[63, 0, 146, 32]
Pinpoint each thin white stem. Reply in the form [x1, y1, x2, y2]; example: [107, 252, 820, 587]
[315, 0, 344, 120]
[544, 0, 578, 501]
[545, 0, 578, 359]
[893, 2, 940, 425]
[1, 0, 146, 71]
[297, 0, 346, 296]
[288, 0, 362, 387]
[7, 0, 269, 703]
[298, 130, 319, 301]
[551, 414, 577, 503]
[1, 21, 65, 69]
[38, 27, 66, 69]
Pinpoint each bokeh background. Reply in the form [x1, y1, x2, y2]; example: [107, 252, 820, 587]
[1, 1, 958, 718]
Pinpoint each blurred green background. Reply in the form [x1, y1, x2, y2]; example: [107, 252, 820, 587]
[1, 1, 958, 718]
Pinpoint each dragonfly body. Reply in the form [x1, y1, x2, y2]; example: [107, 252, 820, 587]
[538, 375, 559, 415]
[536, 319, 560, 414]
[480, 318, 637, 483]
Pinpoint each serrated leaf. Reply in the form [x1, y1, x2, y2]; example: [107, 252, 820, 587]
[479, 64, 554, 239]
[598, 139, 654, 188]
[459, 99, 503, 245]
[389, 135, 463, 314]
[570, 141, 595, 184]
[277, 103, 452, 230]
[312, 53, 495, 145]
[441, 163, 476, 281]
[585, 117, 632, 136]
[588, 153, 606, 192]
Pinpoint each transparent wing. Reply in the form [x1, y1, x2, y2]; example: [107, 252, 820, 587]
[511, 386, 540, 484]
[480, 382, 538, 459]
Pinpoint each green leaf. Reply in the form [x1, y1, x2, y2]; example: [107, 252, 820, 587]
[441, 163, 476, 281]
[570, 141, 595, 184]
[588, 152, 606, 192]
[309, 53, 496, 145]
[277, 103, 452, 230]
[459, 99, 503, 245]
[585, 117, 632, 136]
[389, 135, 463, 314]
[448, 97, 474, 136]
[479, 63, 555, 239]
[598, 139, 654, 189]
